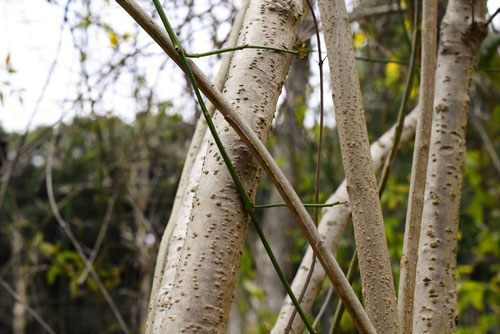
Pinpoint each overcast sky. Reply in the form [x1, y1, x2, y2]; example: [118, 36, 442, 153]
[1, 0, 499, 133]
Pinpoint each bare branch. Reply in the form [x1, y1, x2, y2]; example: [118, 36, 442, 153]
[470, 110, 500, 175]
[116, 0, 375, 332]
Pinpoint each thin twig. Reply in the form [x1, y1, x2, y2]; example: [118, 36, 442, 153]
[285, 0, 325, 331]
[355, 56, 409, 65]
[485, 7, 500, 26]
[349, 4, 403, 21]
[0, 0, 70, 210]
[254, 201, 347, 209]
[328, 248, 358, 334]
[312, 283, 334, 328]
[378, 0, 422, 195]
[186, 44, 299, 58]
[77, 186, 120, 285]
[0, 276, 56, 334]
[396, 0, 412, 51]
[470, 111, 500, 175]
[46, 125, 130, 334]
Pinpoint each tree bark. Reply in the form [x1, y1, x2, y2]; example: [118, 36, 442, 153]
[413, 0, 487, 332]
[145, 2, 249, 331]
[150, 0, 304, 332]
[397, 0, 437, 332]
[318, 0, 399, 332]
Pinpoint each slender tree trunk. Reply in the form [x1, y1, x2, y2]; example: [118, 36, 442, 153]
[318, 0, 399, 331]
[397, 0, 437, 331]
[413, 0, 487, 332]
[12, 217, 27, 334]
[150, 1, 304, 332]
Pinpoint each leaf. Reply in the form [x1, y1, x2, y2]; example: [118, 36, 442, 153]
[385, 62, 400, 84]
[108, 32, 118, 48]
[353, 32, 366, 49]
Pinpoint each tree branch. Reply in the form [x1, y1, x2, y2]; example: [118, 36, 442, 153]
[116, 0, 375, 332]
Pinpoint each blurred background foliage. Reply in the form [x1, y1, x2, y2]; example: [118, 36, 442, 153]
[0, 0, 499, 333]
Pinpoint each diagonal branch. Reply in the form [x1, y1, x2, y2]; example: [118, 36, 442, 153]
[116, 0, 375, 332]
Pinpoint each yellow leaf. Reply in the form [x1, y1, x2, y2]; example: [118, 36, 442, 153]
[353, 33, 366, 49]
[385, 62, 400, 84]
[108, 32, 118, 48]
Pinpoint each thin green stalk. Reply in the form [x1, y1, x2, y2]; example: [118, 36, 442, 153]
[254, 201, 347, 209]
[186, 44, 298, 58]
[329, 1, 421, 332]
[151, 1, 315, 332]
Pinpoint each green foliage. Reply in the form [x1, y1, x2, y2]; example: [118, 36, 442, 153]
[0, 111, 194, 333]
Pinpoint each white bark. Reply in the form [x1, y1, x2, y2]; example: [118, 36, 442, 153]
[318, 0, 399, 331]
[397, 0, 437, 332]
[145, 1, 249, 331]
[151, 0, 304, 332]
[118, 1, 375, 330]
[413, 0, 487, 332]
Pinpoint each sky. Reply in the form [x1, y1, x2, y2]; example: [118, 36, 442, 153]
[1, 0, 499, 133]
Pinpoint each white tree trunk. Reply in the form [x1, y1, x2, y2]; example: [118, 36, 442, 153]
[397, 0, 437, 331]
[150, 0, 304, 332]
[413, 0, 487, 332]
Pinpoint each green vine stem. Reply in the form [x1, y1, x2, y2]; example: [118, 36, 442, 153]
[186, 44, 300, 58]
[254, 201, 347, 209]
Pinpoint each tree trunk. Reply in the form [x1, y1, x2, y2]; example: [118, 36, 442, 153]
[397, 0, 437, 331]
[318, 0, 399, 331]
[150, 1, 304, 332]
[413, 0, 487, 332]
